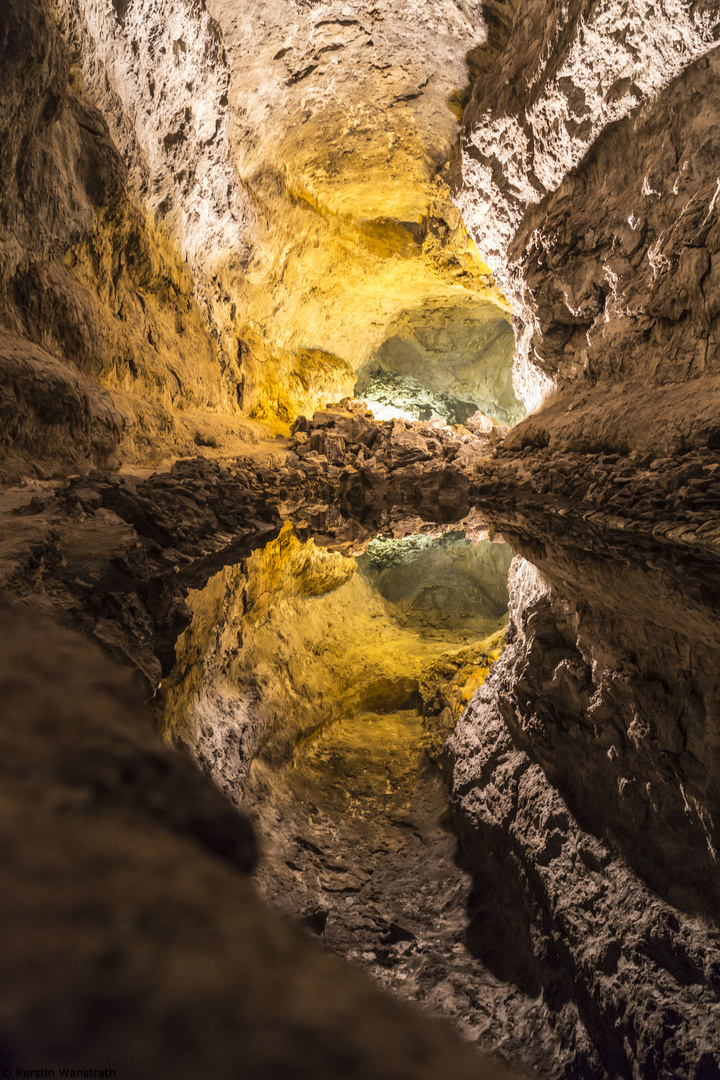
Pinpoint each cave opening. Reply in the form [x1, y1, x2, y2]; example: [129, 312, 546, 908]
[354, 300, 525, 428]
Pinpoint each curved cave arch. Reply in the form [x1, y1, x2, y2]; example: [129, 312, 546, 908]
[355, 300, 524, 427]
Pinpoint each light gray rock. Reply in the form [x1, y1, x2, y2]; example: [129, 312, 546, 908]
[452, 0, 720, 411]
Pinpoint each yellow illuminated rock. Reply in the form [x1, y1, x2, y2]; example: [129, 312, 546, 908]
[33, 0, 519, 449]
[163, 526, 509, 802]
[200, 0, 515, 424]
[418, 629, 505, 760]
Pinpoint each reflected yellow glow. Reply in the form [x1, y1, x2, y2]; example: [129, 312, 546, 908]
[163, 525, 507, 778]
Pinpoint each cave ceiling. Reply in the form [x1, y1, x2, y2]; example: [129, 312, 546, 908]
[50, 0, 513, 429]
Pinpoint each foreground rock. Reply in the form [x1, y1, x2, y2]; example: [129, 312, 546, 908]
[0, 597, 522, 1080]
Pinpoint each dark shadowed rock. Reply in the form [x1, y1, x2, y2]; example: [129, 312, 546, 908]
[0, 597, 521, 1080]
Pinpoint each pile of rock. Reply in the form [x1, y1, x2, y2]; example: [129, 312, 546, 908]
[289, 398, 505, 476]
[280, 399, 505, 545]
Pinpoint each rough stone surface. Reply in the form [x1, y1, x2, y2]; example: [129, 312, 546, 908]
[0, 0, 260, 476]
[0, 0, 513, 433]
[452, 0, 720, 412]
[0, 597, 522, 1080]
[356, 299, 521, 425]
[432, 23, 720, 1071]
[52, 0, 255, 271]
[447, 558, 720, 1078]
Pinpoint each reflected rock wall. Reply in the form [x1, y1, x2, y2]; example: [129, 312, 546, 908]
[448, 552, 720, 1077]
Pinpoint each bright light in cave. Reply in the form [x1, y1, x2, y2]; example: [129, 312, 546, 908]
[364, 402, 421, 423]
[354, 305, 524, 429]
[357, 369, 483, 426]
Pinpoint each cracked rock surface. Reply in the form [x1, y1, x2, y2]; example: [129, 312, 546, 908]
[447, 557, 720, 1079]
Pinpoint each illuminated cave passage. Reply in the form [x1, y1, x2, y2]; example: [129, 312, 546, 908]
[3, 0, 720, 1078]
[163, 524, 514, 796]
[355, 301, 524, 427]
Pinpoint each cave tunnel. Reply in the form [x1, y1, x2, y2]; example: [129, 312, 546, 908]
[2, 0, 720, 1078]
[355, 301, 524, 427]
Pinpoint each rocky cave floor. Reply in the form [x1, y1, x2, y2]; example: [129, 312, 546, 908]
[0, 400, 505, 687]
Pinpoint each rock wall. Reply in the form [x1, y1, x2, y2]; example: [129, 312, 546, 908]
[4, 0, 720, 1075]
[447, 556, 720, 1077]
[453, 0, 720, 913]
[453, 0, 720, 411]
[440, 3, 720, 1073]
[51, 0, 254, 271]
[0, 0, 255, 481]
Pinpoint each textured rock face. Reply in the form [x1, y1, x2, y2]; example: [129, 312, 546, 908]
[44, 0, 514, 425]
[507, 48, 720, 396]
[457, 0, 719, 264]
[0, 0, 257, 480]
[430, 4, 720, 1072]
[209, 0, 483, 217]
[52, 0, 255, 270]
[0, 597, 523, 1080]
[356, 298, 522, 425]
[447, 557, 720, 1078]
[204, 0, 511, 379]
[453, 0, 720, 411]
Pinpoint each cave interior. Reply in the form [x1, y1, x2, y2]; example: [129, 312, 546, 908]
[2, 0, 720, 1078]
